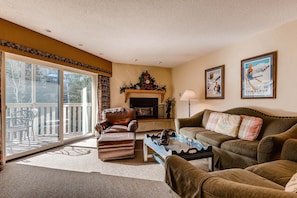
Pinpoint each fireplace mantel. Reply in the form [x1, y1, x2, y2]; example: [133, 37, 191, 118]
[124, 89, 166, 102]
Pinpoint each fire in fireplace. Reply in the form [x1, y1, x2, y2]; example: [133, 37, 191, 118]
[130, 98, 158, 118]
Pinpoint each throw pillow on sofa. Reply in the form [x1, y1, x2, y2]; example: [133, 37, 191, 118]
[205, 112, 222, 131]
[214, 113, 241, 137]
[238, 115, 263, 141]
[285, 172, 297, 193]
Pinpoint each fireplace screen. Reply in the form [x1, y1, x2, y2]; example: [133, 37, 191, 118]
[130, 97, 158, 118]
[135, 107, 154, 117]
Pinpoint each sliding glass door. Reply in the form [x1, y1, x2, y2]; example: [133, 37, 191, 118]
[5, 58, 60, 156]
[4, 54, 94, 159]
[63, 71, 93, 140]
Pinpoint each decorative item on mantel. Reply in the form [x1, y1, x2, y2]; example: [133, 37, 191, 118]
[120, 70, 166, 93]
[165, 97, 176, 119]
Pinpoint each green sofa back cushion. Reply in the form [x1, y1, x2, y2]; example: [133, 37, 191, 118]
[224, 107, 297, 140]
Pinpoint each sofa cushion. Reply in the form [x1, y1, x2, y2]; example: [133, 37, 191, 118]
[210, 168, 284, 190]
[224, 107, 297, 139]
[221, 139, 259, 159]
[179, 127, 208, 139]
[246, 160, 297, 187]
[214, 113, 242, 137]
[205, 112, 221, 131]
[195, 131, 235, 147]
[201, 109, 215, 128]
[285, 172, 297, 193]
[238, 115, 263, 141]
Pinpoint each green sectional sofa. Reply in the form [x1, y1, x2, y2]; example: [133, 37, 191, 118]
[165, 138, 297, 198]
[175, 107, 297, 169]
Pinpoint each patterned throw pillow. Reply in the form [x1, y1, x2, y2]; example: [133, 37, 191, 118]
[214, 113, 241, 137]
[238, 115, 263, 141]
[285, 172, 297, 193]
[205, 112, 222, 131]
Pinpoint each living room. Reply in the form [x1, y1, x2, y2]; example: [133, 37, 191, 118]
[1, 1, 297, 197]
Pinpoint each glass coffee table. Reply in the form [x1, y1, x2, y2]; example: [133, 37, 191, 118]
[143, 131, 214, 171]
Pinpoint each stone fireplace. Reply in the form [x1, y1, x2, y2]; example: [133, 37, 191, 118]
[130, 97, 158, 119]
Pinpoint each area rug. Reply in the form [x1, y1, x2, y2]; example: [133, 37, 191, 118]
[17, 137, 209, 182]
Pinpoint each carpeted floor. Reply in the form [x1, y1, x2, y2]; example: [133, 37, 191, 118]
[16, 137, 209, 182]
[17, 141, 166, 181]
[0, 163, 173, 198]
[1, 136, 209, 197]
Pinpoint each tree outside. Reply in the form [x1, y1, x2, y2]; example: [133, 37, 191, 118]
[6, 59, 92, 104]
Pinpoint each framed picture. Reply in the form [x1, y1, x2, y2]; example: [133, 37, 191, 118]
[241, 51, 277, 99]
[205, 65, 225, 99]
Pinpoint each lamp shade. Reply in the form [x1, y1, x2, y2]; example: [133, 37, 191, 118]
[180, 89, 198, 101]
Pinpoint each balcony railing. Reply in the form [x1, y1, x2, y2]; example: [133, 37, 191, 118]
[6, 103, 92, 141]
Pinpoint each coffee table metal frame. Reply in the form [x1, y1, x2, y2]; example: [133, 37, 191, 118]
[143, 132, 214, 171]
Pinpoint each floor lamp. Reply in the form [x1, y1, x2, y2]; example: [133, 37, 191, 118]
[180, 89, 198, 117]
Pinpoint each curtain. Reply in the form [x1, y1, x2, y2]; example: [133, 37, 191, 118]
[97, 75, 110, 120]
[0, 51, 3, 171]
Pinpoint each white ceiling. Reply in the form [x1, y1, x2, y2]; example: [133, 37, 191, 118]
[1, 0, 297, 67]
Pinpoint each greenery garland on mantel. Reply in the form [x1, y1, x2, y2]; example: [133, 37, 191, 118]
[120, 70, 166, 93]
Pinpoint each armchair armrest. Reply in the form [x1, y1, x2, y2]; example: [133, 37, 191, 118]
[175, 111, 204, 134]
[258, 123, 297, 163]
[94, 120, 109, 135]
[127, 119, 138, 132]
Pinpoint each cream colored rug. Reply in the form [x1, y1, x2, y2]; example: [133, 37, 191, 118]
[17, 137, 209, 182]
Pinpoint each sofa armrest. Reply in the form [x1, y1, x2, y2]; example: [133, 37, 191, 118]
[175, 111, 204, 134]
[258, 123, 297, 163]
[127, 119, 138, 132]
[165, 155, 212, 198]
[165, 155, 296, 198]
[281, 139, 297, 161]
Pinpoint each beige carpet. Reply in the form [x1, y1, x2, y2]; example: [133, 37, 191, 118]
[17, 137, 209, 182]
[1, 163, 173, 198]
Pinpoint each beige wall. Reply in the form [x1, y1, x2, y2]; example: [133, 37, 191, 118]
[110, 63, 173, 109]
[172, 19, 297, 118]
